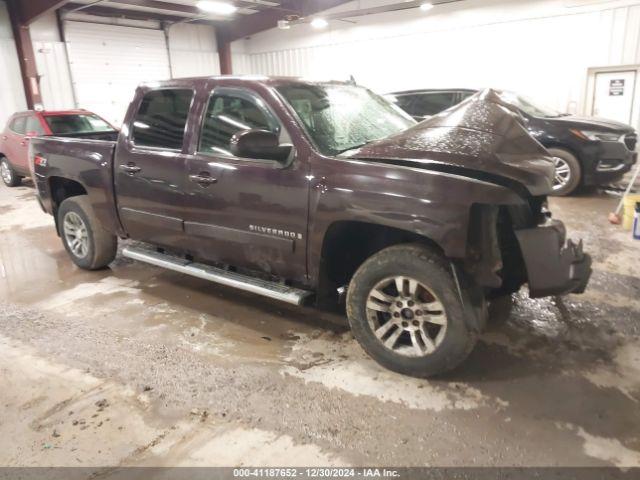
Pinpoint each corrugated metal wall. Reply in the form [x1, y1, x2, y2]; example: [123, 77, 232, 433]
[0, 2, 27, 130]
[233, 0, 640, 120]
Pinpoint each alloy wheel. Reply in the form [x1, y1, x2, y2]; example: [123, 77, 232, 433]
[552, 156, 571, 191]
[1, 160, 12, 185]
[365, 276, 447, 357]
[63, 211, 90, 259]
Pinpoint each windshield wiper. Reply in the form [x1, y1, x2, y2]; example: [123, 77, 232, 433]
[335, 141, 373, 155]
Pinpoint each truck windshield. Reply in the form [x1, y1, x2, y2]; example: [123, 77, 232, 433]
[499, 91, 563, 118]
[276, 83, 415, 156]
[45, 114, 115, 135]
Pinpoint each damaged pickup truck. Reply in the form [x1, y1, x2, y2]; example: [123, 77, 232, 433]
[30, 77, 591, 377]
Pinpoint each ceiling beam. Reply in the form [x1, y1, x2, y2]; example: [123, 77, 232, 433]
[218, 0, 353, 42]
[288, 0, 464, 25]
[94, 0, 281, 16]
[62, 3, 188, 22]
[11, 0, 72, 25]
[106, 0, 201, 16]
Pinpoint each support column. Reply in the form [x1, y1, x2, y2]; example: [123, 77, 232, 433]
[7, 0, 42, 109]
[216, 32, 232, 75]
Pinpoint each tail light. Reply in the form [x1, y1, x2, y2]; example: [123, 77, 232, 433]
[30, 152, 47, 184]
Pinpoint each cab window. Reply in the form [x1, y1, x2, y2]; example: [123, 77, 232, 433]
[131, 89, 194, 150]
[199, 91, 280, 157]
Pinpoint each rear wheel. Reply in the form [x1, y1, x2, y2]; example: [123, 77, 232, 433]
[548, 148, 581, 196]
[57, 196, 117, 270]
[1, 158, 22, 187]
[346, 244, 481, 378]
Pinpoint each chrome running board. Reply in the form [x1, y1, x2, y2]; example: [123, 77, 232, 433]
[122, 245, 313, 306]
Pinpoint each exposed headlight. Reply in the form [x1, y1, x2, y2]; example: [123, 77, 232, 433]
[570, 129, 621, 142]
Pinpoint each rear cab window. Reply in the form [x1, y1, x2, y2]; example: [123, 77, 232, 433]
[131, 89, 194, 150]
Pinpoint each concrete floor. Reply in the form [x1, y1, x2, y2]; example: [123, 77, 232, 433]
[0, 180, 639, 469]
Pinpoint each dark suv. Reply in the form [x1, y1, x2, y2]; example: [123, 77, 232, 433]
[388, 89, 638, 195]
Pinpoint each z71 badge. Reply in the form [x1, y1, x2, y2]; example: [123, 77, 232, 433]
[249, 225, 303, 240]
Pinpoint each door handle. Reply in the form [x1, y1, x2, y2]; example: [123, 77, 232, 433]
[120, 163, 141, 174]
[189, 173, 218, 186]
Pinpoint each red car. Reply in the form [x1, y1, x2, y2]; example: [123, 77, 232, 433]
[0, 109, 116, 187]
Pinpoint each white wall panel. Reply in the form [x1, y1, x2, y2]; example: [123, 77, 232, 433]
[233, 0, 640, 121]
[168, 23, 219, 78]
[0, 2, 27, 129]
[64, 21, 171, 126]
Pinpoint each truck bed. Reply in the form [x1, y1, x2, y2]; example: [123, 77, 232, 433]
[30, 135, 123, 236]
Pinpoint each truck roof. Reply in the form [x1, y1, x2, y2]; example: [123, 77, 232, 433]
[139, 75, 355, 90]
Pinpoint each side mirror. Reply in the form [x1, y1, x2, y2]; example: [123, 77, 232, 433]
[230, 129, 292, 163]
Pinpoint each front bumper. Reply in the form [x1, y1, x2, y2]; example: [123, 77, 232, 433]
[582, 140, 637, 186]
[515, 220, 591, 298]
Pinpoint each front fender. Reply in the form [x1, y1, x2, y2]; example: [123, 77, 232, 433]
[307, 157, 526, 283]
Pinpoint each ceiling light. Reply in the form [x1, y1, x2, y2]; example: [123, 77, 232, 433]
[310, 18, 328, 29]
[196, 1, 237, 15]
[420, 2, 434, 11]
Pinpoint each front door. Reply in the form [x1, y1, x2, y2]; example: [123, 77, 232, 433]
[115, 87, 195, 248]
[592, 70, 637, 125]
[183, 87, 309, 282]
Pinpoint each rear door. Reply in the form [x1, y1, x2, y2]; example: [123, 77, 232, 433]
[182, 86, 309, 282]
[3, 116, 26, 172]
[114, 87, 195, 248]
[20, 115, 46, 172]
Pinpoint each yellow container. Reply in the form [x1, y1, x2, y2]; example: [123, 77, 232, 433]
[623, 194, 640, 230]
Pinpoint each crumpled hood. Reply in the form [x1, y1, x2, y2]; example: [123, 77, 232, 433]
[347, 89, 556, 196]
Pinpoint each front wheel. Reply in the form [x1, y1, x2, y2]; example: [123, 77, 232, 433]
[1, 158, 22, 187]
[548, 148, 581, 196]
[57, 196, 118, 270]
[346, 244, 481, 378]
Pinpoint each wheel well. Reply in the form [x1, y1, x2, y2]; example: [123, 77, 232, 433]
[316, 221, 443, 310]
[49, 177, 87, 221]
[544, 143, 581, 163]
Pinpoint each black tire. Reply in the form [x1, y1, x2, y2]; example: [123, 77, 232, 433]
[1, 157, 22, 187]
[57, 196, 117, 270]
[346, 244, 481, 378]
[487, 294, 513, 325]
[547, 148, 581, 196]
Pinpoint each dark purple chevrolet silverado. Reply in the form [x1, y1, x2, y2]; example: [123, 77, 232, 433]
[30, 76, 591, 377]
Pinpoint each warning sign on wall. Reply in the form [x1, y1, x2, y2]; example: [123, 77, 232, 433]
[610, 79, 625, 96]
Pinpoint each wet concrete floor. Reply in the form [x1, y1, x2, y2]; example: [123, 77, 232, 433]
[0, 181, 639, 469]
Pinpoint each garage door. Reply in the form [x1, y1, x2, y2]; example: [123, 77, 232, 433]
[64, 21, 171, 127]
